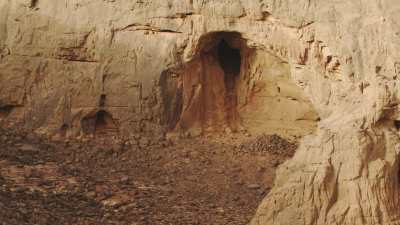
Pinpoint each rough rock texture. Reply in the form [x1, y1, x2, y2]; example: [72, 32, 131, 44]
[1, 0, 400, 225]
[163, 32, 318, 137]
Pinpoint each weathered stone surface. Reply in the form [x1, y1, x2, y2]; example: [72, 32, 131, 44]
[1, 0, 400, 224]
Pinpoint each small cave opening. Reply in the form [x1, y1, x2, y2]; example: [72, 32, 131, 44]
[81, 110, 119, 136]
[59, 124, 69, 137]
[162, 31, 319, 139]
[394, 120, 400, 130]
[217, 39, 241, 92]
[0, 105, 14, 119]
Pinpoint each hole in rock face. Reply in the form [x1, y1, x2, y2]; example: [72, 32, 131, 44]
[81, 110, 118, 136]
[99, 94, 106, 107]
[394, 120, 400, 130]
[162, 31, 319, 139]
[0, 105, 14, 118]
[58, 124, 69, 137]
[30, 0, 38, 8]
[218, 39, 241, 79]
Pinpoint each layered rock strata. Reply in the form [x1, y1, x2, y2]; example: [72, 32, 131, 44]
[1, 1, 400, 224]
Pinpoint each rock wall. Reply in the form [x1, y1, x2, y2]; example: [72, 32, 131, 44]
[162, 31, 318, 138]
[1, 0, 400, 224]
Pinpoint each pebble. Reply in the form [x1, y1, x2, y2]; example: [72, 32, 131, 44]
[216, 207, 225, 213]
[120, 176, 130, 184]
[247, 184, 261, 189]
[19, 144, 37, 151]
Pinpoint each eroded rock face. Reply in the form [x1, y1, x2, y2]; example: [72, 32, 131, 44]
[1, 0, 400, 224]
[162, 31, 318, 138]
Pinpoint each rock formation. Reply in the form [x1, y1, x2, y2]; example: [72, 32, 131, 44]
[1, 0, 400, 224]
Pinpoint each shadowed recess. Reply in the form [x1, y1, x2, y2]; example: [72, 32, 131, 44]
[81, 110, 119, 135]
[0, 105, 14, 118]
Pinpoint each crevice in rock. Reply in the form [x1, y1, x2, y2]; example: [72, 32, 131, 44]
[99, 94, 106, 108]
[81, 110, 119, 136]
[160, 70, 184, 130]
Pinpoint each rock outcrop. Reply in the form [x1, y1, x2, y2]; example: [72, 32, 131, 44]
[1, 0, 400, 224]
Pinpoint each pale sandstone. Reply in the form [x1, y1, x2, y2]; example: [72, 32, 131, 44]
[1, 0, 400, 224]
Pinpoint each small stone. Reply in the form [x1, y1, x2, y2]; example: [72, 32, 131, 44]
[87, 191, 97, 198]
[139, 137, 150, 148]
[19, 144, 37, 151]
[120, 176, 130, 184]
[102, 194, 131, 208]
[247, 184, 261, 189]
[235, 180, 244, 185]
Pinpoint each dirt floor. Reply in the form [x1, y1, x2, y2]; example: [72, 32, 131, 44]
[0, 124, 297, 225]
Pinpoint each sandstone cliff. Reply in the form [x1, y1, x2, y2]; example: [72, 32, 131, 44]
[1, 0, 400, 224]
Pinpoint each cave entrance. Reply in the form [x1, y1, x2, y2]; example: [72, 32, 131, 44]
[0, 105, 14, 119]
[162, 32, 319, 139]
[81, 110, 119, 136]
[218, 39, 241, 81]
[161, 32, 246, 135]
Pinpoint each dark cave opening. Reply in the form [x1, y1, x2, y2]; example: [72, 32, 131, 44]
[162, 31, 319, 138]
[81, 110, 118, 136]
[95, 110, 112, 133]
[394, 120, 400, 130]
[161, 32, 247, 134]
[0, 105, 14, 118]
[217, 39, 241, 92]
[160, 32, 247, 134]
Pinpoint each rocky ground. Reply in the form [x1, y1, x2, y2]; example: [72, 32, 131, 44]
[0, 124, 297, 225]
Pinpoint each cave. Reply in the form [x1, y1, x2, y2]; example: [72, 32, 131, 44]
[81, 110, 119, 136]
[162, 32, 319, 139]
[394, 120, 400, 130]
[218, 39, 241, 83]
[0, 105, 14, 119]
[160, 32, 246, 135]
